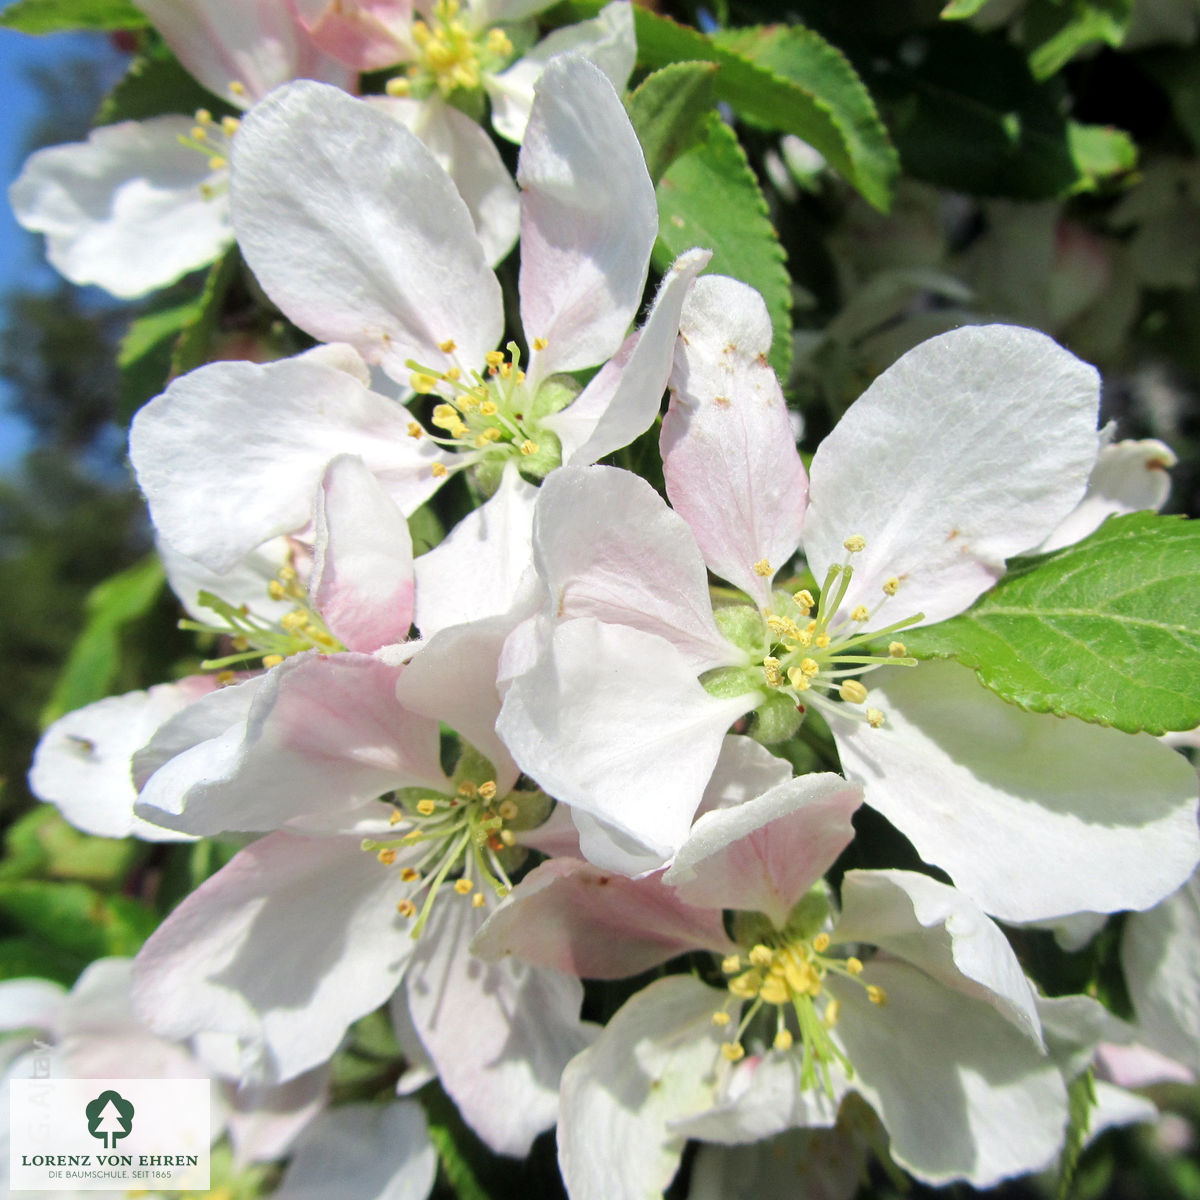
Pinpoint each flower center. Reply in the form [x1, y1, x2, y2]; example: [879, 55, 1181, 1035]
[177, 108, 239, 201]
[385, 0, 514, 99]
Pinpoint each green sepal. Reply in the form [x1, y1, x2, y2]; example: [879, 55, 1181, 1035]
[904, 512, 1200, 735]
[0, 0, 147, 34]
[752, 690, 803, 744]
[700, 664, 763, 702]
[713, 602, 767, 658]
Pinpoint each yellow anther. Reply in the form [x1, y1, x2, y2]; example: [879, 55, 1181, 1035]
[532, 336, 548, 351]
[478, 780, 498, 801]
[753, 558, 773, 577]
[472, 892, 486, 908]
[261, 655, 283, 669]
[843, 534, 867, 553]
[229, 80, 247, 96]
[499, 829, 516, 847]
[793, 589, 815, 612]
[823, 997, 841, 1028]
[377, 848, 397, 865]
[268, 580, 287, 600]
[486, 27, 513, 55]
[846, 957, 864, 976]
[457, 781, 478, 798]
[867, 985, 888, 1006]
[497, 799, 518, 820]
[759, 974, 790, 1005]
[454, 878, 473, 895]
[208, 155, 228, 170]
[815, 634, 831, 648]
[773, 1028, 794, 1051]
[485, 349, 505, 366]
[851, 605, 870, 622]
[431, 462, 449, 479]
[416, 799, 438, 816]
[728, 970, 761, 1000]
[763, 657, 783, 687]
[191, 125, 208, 141]
[445, 366, 462, 381]
[438, 338, 457, 353]
[783, 954, 820, 997]
[515, 369, 526, 384]
[221, 116, 240, 137]
[389, 810, 404, 826]
[812, 933, 830, 953]
[711, 1011, 731, 1027]
[749, 944, 774, 968]
[866, 708, 885, 728]
[720, 1042, 746, 1062]
[397, 898, 417, 918]
[401, 830, 422, 843]
[195, 109, 213, 125]
[386, 77, 411, 97]
[407, 422, 423, 439]
[411, 372, 438, 393]
[519, 440, 539, 456]
[800, 658, 820, 677]
[883, 576, 900, 595]
[499, 361, 513, 379]
[839, 680, 869, 705]
[479, 400, 498, 417]
[889, 641, 908, 657]
[721, 954, 743, 975]
[281, 610, 307, 633]
[217, 669, 236, 685]
[787, 668, 811, 691]
[279, 565, 297, 581]
[413, 19, 431, 44]
[400, 867, 420, 882]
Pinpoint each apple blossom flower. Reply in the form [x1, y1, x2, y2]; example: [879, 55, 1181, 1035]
[473, 768, 1069, 1193]
[496, 277, 1200, 917]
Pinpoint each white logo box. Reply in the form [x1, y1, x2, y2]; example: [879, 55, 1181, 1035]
[10, 1078, 209, 1192]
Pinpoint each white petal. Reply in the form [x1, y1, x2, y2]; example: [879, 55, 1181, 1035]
[231, 81, 502, 379]
[29, 682, 213, 842]
[225, 1066, 330, 1168]
[133, 832, 413, 1083]
[833, 870, 1042, 1045]
[486, 0, 636, 143]
[830, 961, 1068, 1187]
[698, 735, 795, 815]
[1038, 437, 1177, 552]
[689, 1129, 865, 1200]
[270, 1101, 436, 1200]
[372, 95, 519, 267]
[9, 117, 230, 299]
[558, 976, 725, 1200]
[549, 248, 711, 466]
[413, 463, 537, 639]
[130, 353, 442, 572]
[159, 536, 294, 624]
[517, 55, 655, 384]
[805, 324, 1101, 627]
[1122, 869, 1200, 1073]
[834, 660, 1200, 922]
[530, 466, 742, 673]
[496, 619, 755, 869]
[311, 455, 415, 652]
[403, 898, 591, 1156]
[665, 774, 862, 928]
[0, 979, 66, 1036]
[663, 275, 808, 606]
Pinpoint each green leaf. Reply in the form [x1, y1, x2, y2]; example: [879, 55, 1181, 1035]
[117, 298, 206, 422]
[0, 936, 80, 985]
[0, 880, 157, 960]
[0, 0, 146, 33]
[710, 24, 899, 211]
[171, 249, 240, 376]
[940, 0, 993, 16]
[1023, 0, 1132, 81]
[624, 61, 718, 183]
[42, 555, 165, 727]
[652, 113, 792, 379]
[0, 807, 141, 886]
[1065, 120, 1137, 191]
[95, 47, 224, 126]
[905, 512, 1200, 735]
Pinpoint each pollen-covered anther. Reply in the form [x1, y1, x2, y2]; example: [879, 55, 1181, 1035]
[261, 655, 283, 670]
[471, 892, 486, 908]
[839, 680, 869, 705]
[787, 667, 811, 691]
[843, 534, 867, 553]
[519, 440, 539, 456]
[377, 848, 397, 866]
[457, 781, 478, 799]
[389, 810, 404, 826]
[400, 867, 420, 882]
[220, 116, 240, 137]
[228, 80, 247, 97]
[416, 799, 438, 817]
[720, 1042, 746, 1062]
[711, 1010, 731, 1027]
[453, 878, 473, 896]
[431, 462, 448, 479]
[267, 580, 287, 601]
[432, 405, 467, 437]
[407, 422, 423, 439]
[484, 350, 505, 367]
[866, 708, 885, 728]
[800, 658, 820, 678]
[749, 944, 774, 968]
[486, 27, 513, 55]
[499, 829, 515, 847]
[851, 605, 870, 622]
[763, 657, 784, 687]
[411, 371, 438, 393]
[532, 336, 548, 351]
[721, 954, 742, 975]
[793, 588, 815, 613]
[217, 669, 237, 685]
[753, 558, 773, 577]
[438, 338, 457, 353]
[812, 933, 830, 953]
[496, 799, 517, 821]
[888, 641, 908, 657]
[846, 957, 864, 976]
[385, 76, 411, 97]
[867, 985, 888, 1006]
[883, 576, 900, 596]
[774, 1029, 794, 1051]
[397, 899, 417, 918]
[823, 997, 841, 1028]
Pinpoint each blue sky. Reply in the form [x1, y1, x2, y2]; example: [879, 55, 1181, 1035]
[0, 23, 124, 471]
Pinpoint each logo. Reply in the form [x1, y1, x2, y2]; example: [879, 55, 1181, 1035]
[85, 1090, 134, 1149]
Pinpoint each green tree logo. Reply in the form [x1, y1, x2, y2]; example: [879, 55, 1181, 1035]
[85, 1090, 134, 1149]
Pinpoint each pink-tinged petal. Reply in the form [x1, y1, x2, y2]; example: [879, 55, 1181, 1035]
[805, 324, 1101, 627]
[1096, 1041, 1195, 1088]
[472, 857, 735, 978]
[373, 95, 519, 267]
[413, 463, 537, 640]
[558, 975, 725, 1200]
[133, 0, 355, 107]
[1122, 869, 1200, 1074]
[834, 660, 1200, 922]
[665, 774, 861, 927]
[1038, 436, 1177, 552]
[698, 735, 794, 816]
[311, 455, 415, 652]
[29, 679, 215, 842]
[231, 82, 502, 379]
[133, 832, 412, 1083]
[130, 352, 444, 572]
[8, 117, 230, 299]
[486, 0, 637, 143]
[394, 615, 523, 795]
[498, 619, 756, 869]
[403, 898, 592, 1157]
[834, 870, 1042, 1046]
[294, 0, 414, 72]
[136, 653, 446, 835]
[225, 1066, 330, 1167]
[689, 1129, 865, 1200]
[547, 248, 711, 466]
[517, 56, 655, 384]
[531, 466, 743, 673]
[664, 275, 808, 607]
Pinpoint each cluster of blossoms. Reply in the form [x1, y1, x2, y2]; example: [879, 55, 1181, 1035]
[7, 1, 1200, 1197]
